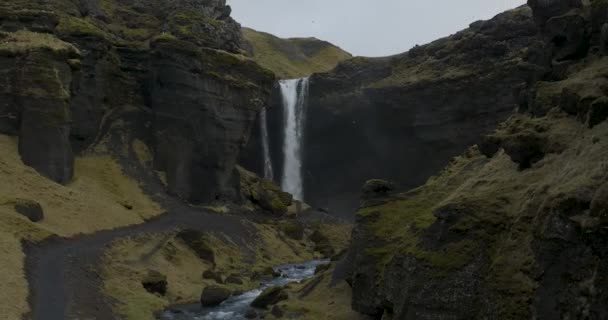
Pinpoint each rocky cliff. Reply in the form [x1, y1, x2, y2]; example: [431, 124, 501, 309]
[299, 6, 544, 217]
[347, 1, 608, 318]
[0, 0, 274, 203]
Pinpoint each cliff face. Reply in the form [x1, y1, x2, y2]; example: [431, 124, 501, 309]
[301, 6, 543, 216]
[0, 0, 274, 202]
[242, 27, 352, 79]
[347, 1, 608, 318]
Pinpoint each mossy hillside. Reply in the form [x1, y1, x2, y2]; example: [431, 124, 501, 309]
[357, 108, 607, 317]
[243, 27, 352, 79]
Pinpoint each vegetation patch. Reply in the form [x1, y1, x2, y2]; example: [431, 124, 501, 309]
[243, 28, 351, 79]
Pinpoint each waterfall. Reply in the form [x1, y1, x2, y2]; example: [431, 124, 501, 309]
[259, 108, 274, 181]
[279, 77, 309, 201]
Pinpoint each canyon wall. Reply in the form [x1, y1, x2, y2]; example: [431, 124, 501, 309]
[0, 0, 274, 203]
[347, 1, 608, 318]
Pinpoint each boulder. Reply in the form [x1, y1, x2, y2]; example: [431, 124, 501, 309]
[282, 221, 305, 240]
[141, 270, 168, 296]
[225, 274, 244, 285]
[244, 309, 258, 319]
[271, 305, 284, 318]
[202, 270, 223, 284]
[250, 286, 288, 308]
[200, 286, 231, 307]
[588, 97, 608, 128]
[362, 179, 395, 196]
[13, 199, 44, 222]
[314, 263, 331, 275]
[177, 230, 215, 264]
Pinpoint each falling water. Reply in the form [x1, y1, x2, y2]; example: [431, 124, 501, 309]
[259, 108, 274, 181]
[279, 78, 309, 201]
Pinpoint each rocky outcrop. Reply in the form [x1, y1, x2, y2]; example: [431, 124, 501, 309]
[251, 286, 288, 308]
[346, 1, 608, 319]
[200, 285, 231, 307]
[0, 0, 274, 202]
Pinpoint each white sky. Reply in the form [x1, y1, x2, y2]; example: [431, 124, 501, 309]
[227, 0, 527, 57]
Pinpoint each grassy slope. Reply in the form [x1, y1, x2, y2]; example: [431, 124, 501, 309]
[0, 134, 162, 319]
[101, 222, 352, 320]
[243, 28, 352, 79]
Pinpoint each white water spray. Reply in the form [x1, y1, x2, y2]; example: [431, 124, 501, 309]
[279, 78, 309, 201]
[259, 108, 274, 181]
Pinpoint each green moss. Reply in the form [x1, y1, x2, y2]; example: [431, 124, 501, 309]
[243, 28, 351, 79]
[0, 30, 79, 57]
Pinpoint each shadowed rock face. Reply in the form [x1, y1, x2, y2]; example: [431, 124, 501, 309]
[300, 6, 542, 217]
[346, 1, 608, 319]
[0, 0, 274, 202]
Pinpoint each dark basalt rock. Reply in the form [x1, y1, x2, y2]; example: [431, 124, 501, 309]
[200, 285, 231, 307]
[202, 270, 223, 284]
[13, 199, 44, 222]
[244, 309, 258, 319]
[270, 305, 284, 318]
[141, 270, 168, 296]
[224, 274, 244, 285]
[250, 286, 288, 309]
[588, 96, 608, 127]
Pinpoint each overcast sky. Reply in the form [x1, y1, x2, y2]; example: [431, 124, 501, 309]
[227, 0, 527, 57]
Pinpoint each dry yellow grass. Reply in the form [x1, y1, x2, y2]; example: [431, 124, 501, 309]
[0, 30, 80, 56]
[243, 28, 351, 79]
[0, 134, 162, 319]
[0, 134, 162, 236]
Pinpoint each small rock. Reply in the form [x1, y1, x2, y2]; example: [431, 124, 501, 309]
[141, 270, 167, 296]
[250, 286, 288, 308]
[202, 270, 223, 284]
[314, 263, 331, 275]
[225, 274, 244, 285]
[588, 97, 608, 128]
[200, 286, 231, 307]
[244, 308, 258, 319]
[13, 199, 44, 222]
[362, 179, 395, 196]
[271, 305, 284, 318]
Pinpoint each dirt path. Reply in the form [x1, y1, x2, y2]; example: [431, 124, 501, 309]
[25, 204, 258, 320]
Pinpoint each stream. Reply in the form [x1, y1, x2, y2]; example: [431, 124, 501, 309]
[159, 259, 328, 320]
